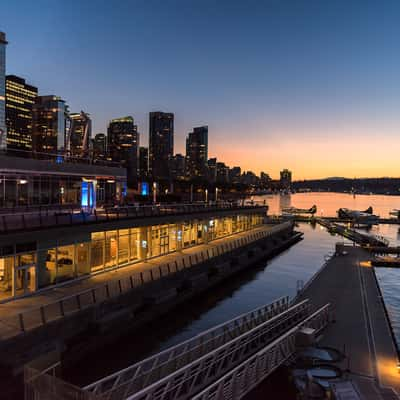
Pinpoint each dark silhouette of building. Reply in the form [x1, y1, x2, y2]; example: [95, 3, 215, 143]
[169, 153, 186, 181]
[229, 166, 241, 184]
[93, 133, 107, 160]
[68, 111, 91, 158]
[32, 95, 68, 155]
[107, 116, 139, 187]
[139, 146, 149, 179]
[216, 162, 229, 184]
[149, 111, 174, 181]
[5, 75, 37, 152]
[0, 32, 7, 149]
[186, 125, 208, 179]
[208, 158, 217, 182]
[280, 169, 292, 189]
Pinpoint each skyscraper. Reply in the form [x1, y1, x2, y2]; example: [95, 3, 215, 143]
[0, 32, 7, 149]
[32, 95, 68, 154]
[5, 75, 38, 152]
[149, 111, 174, 180]
[107, 116, 139, 187]
[93, 133, 107, 160]
[68, 111, 91, 158]
[139, 146, 149, 179]
[186, 125, 208, 179]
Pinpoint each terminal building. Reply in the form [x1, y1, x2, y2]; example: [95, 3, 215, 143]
[0, 205, 265, 301]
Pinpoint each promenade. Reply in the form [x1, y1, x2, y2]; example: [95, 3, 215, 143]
[0, 223, 283, 340]
[297, 245, 400, 398]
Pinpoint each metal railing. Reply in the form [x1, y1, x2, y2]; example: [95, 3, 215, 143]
[0, 147, 121, 167]
[0, 222, 293, 338]
[0, 203, 266, 234]
[84, 297, 290, 396]
[191, 303, 331, 400]
[106, 299, 311, 400]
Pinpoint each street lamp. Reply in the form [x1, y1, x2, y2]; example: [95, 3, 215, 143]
[215, 187, 219, 203]
[152, 182, 157, 204]
[205, 188, 208, 204]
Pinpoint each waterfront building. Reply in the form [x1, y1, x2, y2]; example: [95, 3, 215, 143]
[186, 126, 208, 179]
[280, 169, 292, 189]
[0, 207, 264, 301]
[0, 32, 7, 149]
[0, 152, 126, 208]
[32, 95, 68, 155]
[169, 153, 186, 181]
[138, 146, 149, 179]
[5, 75, 38, 153]
[68, 111, 91, 158]
[149, 111, 174, 181]
[93, 133, 107, 160]
[107, 116, 139, 187]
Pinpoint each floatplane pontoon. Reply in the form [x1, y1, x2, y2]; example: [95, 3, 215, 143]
[337, 206, 379, 226]
[282, 205, 317, 216]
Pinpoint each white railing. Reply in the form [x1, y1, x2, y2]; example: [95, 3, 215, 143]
[192, 303, 331, 400]
[85, 297, 290, 395]
[3, 222, 294, 337]
[109, 300, 311, 400]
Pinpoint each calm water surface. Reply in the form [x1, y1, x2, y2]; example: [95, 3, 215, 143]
[69, 193, 400, 385]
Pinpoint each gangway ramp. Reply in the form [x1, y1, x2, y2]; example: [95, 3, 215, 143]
[85, 297, 290, 397]
[86, 299, 313, 400]
[192, 304, 331, 400]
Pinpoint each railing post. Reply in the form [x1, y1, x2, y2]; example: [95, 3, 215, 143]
[40, 306, 46, 325]
[118, 279, 122, 293]
[76, 294, 81, 309]
[130, 275, 134, 288]
[92, 288, 96, 303]
[105, 284, 110, 297]
[140, 272, 144, 284]
[19, 314, 25, 332]
[59, 300, 65, 317]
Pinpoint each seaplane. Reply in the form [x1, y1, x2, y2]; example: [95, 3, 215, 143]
[337, 206, 379, 226]
[389, 209, 400, 219]
[281, 205, 317, 216]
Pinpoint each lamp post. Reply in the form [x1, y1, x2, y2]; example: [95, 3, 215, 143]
[205, 188, 208, 204]
[215, 187, 219, 203]
[152, 182, 157, 204]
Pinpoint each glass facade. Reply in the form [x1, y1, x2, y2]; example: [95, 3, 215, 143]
[0, 213, 264, 301]
[0, 33, 7, 149]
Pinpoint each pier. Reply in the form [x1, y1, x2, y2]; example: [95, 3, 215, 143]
[296, 245, 400, 398]
[315, 218, 389, 247]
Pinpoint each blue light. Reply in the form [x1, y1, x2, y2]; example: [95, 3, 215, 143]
[141, 182, 149, 196]
[81, 181, 89, 207]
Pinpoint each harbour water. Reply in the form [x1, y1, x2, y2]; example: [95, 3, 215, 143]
[67, 193, 400, 386]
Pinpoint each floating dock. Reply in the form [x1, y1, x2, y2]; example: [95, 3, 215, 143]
[296, 245, 400, 398]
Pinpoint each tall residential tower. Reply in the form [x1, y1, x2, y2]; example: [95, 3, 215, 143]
[186, 125, 208, 179]
[149, 111, 174, 181]
[0, 32, 7, 149]
[5, 75, 38, 152]
[32, 95, 68, 154]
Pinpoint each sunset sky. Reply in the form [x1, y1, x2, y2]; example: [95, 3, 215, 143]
[2, 0, 400, 180]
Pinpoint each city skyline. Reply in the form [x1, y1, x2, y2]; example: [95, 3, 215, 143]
[2, 0, 400, 179]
